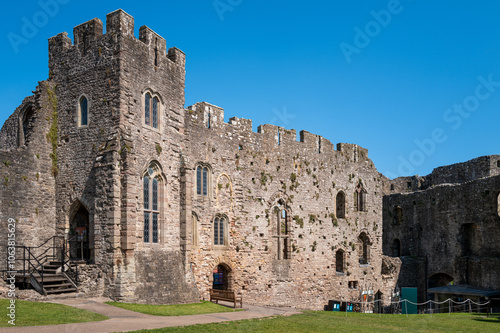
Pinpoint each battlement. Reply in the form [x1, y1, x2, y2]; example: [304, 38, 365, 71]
[73, 18, 103, 54]
[186, 102, 371, 164]
[106, 8, 135, 37]
[48, 9, 185, 70]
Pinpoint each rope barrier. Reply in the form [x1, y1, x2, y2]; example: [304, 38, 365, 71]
[347, 298, 492, 315]
[357, 298, 490, 307]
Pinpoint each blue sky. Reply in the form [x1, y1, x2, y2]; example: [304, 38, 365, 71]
[1, 0, 499, 178]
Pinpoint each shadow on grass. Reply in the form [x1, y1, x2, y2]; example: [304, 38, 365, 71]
[472, 317, 500, 323]
[471, 313, 500, 323]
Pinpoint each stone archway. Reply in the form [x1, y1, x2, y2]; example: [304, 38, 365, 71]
[428, 273, 454, 289]
[69, 201, 92, 261]
[212, 263, 232, 291]
[374, 290, 383, 313]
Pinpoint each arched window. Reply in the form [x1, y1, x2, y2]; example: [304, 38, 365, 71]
[213, 215, 228, 246]
[393, 239, 401, 257]
[78, 96, 88, 127]
[143, 162, 164, 243]
[18, 105, 34, 146]
[22, 106, 34, 143]
[354, 182, 367, 212]
[273, 202, 290, 260]
[144, 92, 160, 129]
[393, 206, 403, 225]
[336, 192, 345, 218]
[196, 164, 211, 197]
[335, 249, 345, 273]
[358, 232, 370, 265]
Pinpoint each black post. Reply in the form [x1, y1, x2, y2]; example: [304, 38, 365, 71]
[62, 238, 66, 272]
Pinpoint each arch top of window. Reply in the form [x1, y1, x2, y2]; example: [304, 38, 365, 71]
[195, 162, 213, 170]
[143, 161, 164, 180]
[359, 232, 371, 243]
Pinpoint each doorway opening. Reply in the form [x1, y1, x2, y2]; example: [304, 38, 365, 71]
[212, 264, 231, 291]
[69, 204, 91, 261]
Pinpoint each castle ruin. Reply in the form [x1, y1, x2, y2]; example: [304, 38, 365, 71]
[0, 10, 498, 310]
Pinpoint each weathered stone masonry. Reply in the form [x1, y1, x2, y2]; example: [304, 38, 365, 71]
[183, 102, 394, 308]
[383, 156, 500, 302]
[0, 9, 498, 309]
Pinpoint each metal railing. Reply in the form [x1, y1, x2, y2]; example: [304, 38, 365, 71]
[4, 235, 85, 294]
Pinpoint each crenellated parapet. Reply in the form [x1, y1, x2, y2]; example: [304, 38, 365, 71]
[185, 102, 372, 166]
[48, 9, 185, 80]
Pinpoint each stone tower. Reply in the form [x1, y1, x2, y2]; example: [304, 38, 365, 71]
[45, 9, 197, 302]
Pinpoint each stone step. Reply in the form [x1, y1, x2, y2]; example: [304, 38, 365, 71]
[44, 282, 74, 289]
[45, 287, 77, 294]
[41, 277, 69, 283]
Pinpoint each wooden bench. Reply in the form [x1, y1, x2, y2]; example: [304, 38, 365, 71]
[209, 289, 243, 308]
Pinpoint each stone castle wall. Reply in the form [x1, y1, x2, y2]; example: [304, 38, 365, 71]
[2, 9, 498, 310]
[183, 102, 395, 309]
[0, 82, 57, 268]
[383, 168, 500, 301]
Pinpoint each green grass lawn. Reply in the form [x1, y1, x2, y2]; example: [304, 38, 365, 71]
[126, 311, 499, 333]
[105, 300, 241, 316]
[0, 298, 108, 327]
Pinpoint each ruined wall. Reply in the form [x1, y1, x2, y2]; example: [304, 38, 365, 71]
[183, 102, 396, 309]
[0, 83, 57, 266]
[388, 155, 500, 194]
[383, 168, 500, 300]
[422, 155, 500, 189]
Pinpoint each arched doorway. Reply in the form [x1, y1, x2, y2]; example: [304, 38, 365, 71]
[374, 291, 383, 313]
[69, 204, 90, 261]
[428, 273, 454, 289]
[212, 264, 231, 291]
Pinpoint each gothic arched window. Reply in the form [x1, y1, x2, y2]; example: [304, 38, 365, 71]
[336, 192, 346, 218]
[358, 232, 370, 265]
[336, 249, 345, 273]
[272, 201, 290, 260]
[144, 91, 160, 129]
[354, 182, 367, 212]
[78, 96, 88, 127]
[213, 215, 228, 246]
[196, 164, 211, 197]
[143, 162, 164, 243]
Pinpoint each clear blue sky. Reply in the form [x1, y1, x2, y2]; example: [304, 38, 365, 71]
[1, 0, 499, 179]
